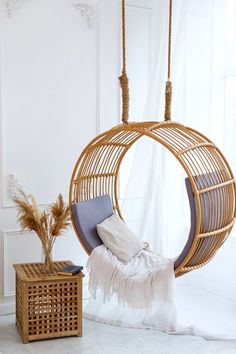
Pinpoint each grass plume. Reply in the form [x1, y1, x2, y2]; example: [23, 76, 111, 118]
[14, 192, 71, 263]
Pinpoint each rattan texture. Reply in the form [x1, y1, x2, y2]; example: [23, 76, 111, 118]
[70, 121, 236, 277]
[14, 261, 83, 343]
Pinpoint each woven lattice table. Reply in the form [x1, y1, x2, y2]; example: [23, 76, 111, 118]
[14, 261, 83, 343]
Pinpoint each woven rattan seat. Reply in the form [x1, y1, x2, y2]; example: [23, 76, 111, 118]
[69, 121, 236, 277]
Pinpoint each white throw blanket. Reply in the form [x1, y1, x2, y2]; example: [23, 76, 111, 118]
[85, 244, 182, 333]
[85, 245, 236, 340]
[87, 244, 175, 310]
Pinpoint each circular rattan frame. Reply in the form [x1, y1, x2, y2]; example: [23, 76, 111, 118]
[69, 121, 236, 277]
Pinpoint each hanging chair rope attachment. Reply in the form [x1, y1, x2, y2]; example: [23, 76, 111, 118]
[164, 0, 173, 121]
[119, 0, 173, 123]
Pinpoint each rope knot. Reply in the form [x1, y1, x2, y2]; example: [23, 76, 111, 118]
[164, 80, 172, 121]
[119, 72, 129, 124]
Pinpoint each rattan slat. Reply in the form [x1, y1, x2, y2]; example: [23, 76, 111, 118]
[178, 142, 215, 155]
[197, 219, 235, 238]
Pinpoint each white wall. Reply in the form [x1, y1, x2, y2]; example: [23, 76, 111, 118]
[0, 0, 158, 315]
[0, 0, 99, 314]
[1, 0, 234, 318]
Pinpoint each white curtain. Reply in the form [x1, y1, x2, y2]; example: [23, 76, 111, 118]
[119, 0, 236, 338]
[85, 0, 236, 340]
[121, 0, 235, 256]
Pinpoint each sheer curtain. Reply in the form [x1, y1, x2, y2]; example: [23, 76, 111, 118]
[119, 0, 236, 338]
[120, 0, 191, 258]
[85, 0, 236, 339]
[121, 0, 235, 257]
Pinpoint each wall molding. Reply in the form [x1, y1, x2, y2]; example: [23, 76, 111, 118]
[8, 173, 29, 201]
[3, 229, 41, 297]
[0, 1, 101, 209]
[73, 1, 96, 30]
[3, 229, 28, 297]
[0, 41, 7, 209]
[4, 0, 28, 17]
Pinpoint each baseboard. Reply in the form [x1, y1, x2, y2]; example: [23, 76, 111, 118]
[0, 299, 15, 317]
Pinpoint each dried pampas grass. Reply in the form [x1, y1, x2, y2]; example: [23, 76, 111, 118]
[14, 190, 70, 272]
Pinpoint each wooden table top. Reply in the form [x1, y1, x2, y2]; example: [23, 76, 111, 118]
[13, 260, 84, 282]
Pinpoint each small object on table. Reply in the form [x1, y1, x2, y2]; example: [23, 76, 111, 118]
[13, 260, 84, 344]
[57, 265, 83, 276]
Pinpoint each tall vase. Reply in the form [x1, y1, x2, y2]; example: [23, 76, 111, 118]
[43, 246, 54, 274]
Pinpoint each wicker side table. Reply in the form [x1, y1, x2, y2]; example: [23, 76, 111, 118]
[13, 261, 83, 343]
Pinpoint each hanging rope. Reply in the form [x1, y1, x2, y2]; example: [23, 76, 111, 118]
[164, 0, 173, 121]
[119, 0, 129, 124]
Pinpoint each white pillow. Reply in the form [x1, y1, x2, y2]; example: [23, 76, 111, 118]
[96, 214, 145, 263]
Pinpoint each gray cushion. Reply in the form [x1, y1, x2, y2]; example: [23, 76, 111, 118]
[73, 173, 222, 270]
[72, 190, 197, 267]
[72, 195, 113, 253]
[174, 171, 224, 270]
[174, 178, 196, 269]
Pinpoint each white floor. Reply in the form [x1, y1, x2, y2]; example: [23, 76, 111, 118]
[0, 314, 236, 354]
[0, 313, 236, 354]
[0, 283, 236, 354]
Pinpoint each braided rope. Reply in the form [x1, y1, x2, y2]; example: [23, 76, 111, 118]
[121, 0, 126, 74]
[119, 0, 129, 125]
[164, 0, 173, 121]
[167, 0, 172, 80]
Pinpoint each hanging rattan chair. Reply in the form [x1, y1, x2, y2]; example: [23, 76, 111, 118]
[69, 0, 236, 277]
